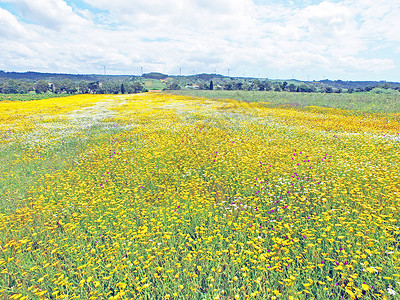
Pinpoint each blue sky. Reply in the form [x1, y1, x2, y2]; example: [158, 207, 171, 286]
[0, 0, 399, 81]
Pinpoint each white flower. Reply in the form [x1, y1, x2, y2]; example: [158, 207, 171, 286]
[387, 288, 396, 296]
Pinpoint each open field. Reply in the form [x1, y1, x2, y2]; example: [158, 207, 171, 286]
[0, 93, 399, 299]
[167, 90, 400, 116]
[143, 79, 166, 91]
[0, 94, 72, 102]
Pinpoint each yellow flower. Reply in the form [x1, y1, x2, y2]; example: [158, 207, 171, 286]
[362, 283, 369, 291]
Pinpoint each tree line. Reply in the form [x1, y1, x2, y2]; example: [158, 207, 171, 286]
[167, 80, 347, 93]
[0, 79, 145, 94]
[165, 78, 400, 94]
[2, 77, 399, 95]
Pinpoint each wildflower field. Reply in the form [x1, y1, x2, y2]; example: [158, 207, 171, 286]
[0, 93, 399, 299]
[168, 90, 400, 115]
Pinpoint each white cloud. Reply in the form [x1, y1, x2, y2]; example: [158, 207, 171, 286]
[0, 0, 399, 80]
[0, 7, 29, 39]
[345, 0, 400, 41]
[337, 56, 394, 72]
[1, 0, 90, 30]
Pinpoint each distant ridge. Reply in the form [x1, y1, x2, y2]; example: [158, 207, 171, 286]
[0, 71, 133, 81]
[0, 71, 399, 90]
[318, 79, 400, 90]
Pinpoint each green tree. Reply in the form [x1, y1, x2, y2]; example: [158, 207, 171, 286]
[235, 82, 243, 90]
[88, 82, 100, 93]
[78, 81, 89, 94]
[251, 80, 261, 91]
[18, 82, 33, 94]
[166, 82, 181, 90]
[101, 81, 120, 94]
[223, 82, 233, 90]
[298, 84, 315, 93]
[63, 79, 77, 94]
[124, 81, 145, 93]
[288, 83, 296, 92]
[264, 81, 272, 91]
[1, 80, 19, 94]
[273, 84, 282, 92]
[242, 81, 252, 91]
[35, 80, 49, 94]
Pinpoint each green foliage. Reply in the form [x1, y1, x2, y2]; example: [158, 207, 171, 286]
[142, 72, 168, 80]
[125, 81, 146, 93]
[34, 80, 50, 94]
[99, 81, 120, 94]
[164, 82, 181, 90]
[1, 80, 19, 94]
[0, 79, 145, 96]
[370, 88, 399, 94]
[54, 79, 77, 94]
[0, 80, 34, 94]
[273, 84, 282, 92]
[288, 83, 296, 92]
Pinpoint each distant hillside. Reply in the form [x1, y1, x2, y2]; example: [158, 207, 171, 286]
[1, 71, 399, 91]
[317, 79, 400, 90]
[0, 71, 134, 82]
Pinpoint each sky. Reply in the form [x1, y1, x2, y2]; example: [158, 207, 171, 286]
[0, 0, 399, 81]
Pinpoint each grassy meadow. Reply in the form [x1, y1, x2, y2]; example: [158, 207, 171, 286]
[0, 92, 399, 299]
[167, 90, 400, 116]
[143, 80, 166, 91]
[0, 94, 71, 102]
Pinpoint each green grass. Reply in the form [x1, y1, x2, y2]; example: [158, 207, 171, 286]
[0, 124, 124, 214]
[143, 79, 166, 90]
[0, 93, 71, 102]
[166, 90, 400, 115]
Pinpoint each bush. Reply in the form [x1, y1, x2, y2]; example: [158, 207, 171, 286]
[370, 88, 399, 94]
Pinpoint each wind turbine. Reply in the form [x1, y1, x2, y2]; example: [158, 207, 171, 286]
[177, 65, 182, 76]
